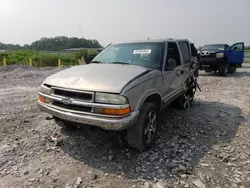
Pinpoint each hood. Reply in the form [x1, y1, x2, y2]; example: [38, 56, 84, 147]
[43, 64, 150, 93]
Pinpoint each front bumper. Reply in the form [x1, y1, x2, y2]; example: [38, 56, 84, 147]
[38, 101, 139, 131]
[200, 57, 224, 69]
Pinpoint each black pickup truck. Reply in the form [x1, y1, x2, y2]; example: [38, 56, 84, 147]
[198, 43, 244, 76]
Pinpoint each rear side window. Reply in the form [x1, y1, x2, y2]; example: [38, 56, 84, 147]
[178, 42, 190, 63]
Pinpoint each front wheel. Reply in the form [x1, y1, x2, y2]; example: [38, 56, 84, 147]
[126, 102, 159, 150]
[219, 64, 228, 76]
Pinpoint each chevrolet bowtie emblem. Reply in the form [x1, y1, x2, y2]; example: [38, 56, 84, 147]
[61, 97, 72, 105]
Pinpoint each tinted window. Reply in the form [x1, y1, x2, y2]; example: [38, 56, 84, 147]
[92, 42, 164, 69]
[179, 42, 190, 62]
[165, 42, 181, 70]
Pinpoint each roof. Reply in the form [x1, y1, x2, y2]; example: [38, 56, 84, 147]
[203, 44, 228, 46]
[112, 38, 190, 45]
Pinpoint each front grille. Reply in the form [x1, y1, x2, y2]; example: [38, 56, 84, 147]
[54, 88, 92, 101]
[53, 101, 92, 112]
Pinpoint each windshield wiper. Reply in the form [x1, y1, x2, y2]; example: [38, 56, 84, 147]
[108, 61, 129, 65]
[91, 60, 105, 64]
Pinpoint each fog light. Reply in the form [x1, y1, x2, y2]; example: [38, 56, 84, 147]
[95, 108, 104, 114]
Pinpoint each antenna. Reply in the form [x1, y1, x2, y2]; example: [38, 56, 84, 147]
[79, 25, 84, 38]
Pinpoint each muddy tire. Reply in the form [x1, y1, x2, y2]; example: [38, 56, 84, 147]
[54, 118, 78, 130]
[126, 102, 159, 150]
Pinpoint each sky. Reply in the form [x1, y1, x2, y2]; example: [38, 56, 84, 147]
[0, 0, 249, 47]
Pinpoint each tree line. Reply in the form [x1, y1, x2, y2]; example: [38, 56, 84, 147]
[0, 36, 102, 51]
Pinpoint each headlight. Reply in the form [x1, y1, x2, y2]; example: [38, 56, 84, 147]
[216, 53, 224, 58]
[95, 93, 128, 104]
[39, 84, 51, 95]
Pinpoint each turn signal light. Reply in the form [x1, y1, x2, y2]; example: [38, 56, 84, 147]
[103, 107, 131, 116]
[38, 95, 46, 103]
[38, 95, 50, 103]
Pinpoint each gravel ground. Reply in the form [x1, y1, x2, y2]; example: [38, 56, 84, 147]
[0, 64, 250, 188]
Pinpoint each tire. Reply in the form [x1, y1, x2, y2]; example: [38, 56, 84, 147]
[126, 102, 159, 150]
[174, 92, 193, 110]
[54, 118, 78, 130]
[218, 64, 228, 76]
[228, 65, 236, 73]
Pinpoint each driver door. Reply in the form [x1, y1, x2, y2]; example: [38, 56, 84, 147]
[226, 42, 244, 65]
[162, 42, 183, 102]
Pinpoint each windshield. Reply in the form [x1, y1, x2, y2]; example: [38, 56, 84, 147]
[201, 44, 225, 51]
[92, 42, 164, 69]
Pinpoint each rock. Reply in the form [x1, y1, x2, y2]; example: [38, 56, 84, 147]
[192, 179, 206, 188]
[126, 152, 132, 160]
[158, 169, 163, 174]
[149, 152, 159, 162]
[199, 130, 205, 134]
[45, 116, 53, 120]
[39, 168, 44, 174]
[0, 169, 8, 176]
[231, 183, 238, 188]
[108, 155, 113, 161]
[180, 174, 187, 179]
[23, 170, 29, 175]
[28, 178, 35, 182]
[90, 173, 97, 180]
[135, 167, 141, 172]
[143, 182, 150, 188]
[132, 185, 136, 188]
[76, 177, 82, 185]
[153, 181, 168, 188]
[178, 165, 186, 171]
[235, 177, 241, 184]
[200, 163, 209, 167]
[118, 165, 123, 171]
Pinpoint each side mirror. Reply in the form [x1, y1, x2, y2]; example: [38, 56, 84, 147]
[167, 59, 177, 70]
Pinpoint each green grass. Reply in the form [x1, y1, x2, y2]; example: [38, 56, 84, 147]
[0, 49, 98, 67]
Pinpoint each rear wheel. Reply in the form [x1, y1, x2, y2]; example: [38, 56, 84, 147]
[174, 76, 197, 110]
[228, 65, 236, 73]
[174, 88, 195, 110]
[54, 118, 78, 130]
[126, 102, 159, 150]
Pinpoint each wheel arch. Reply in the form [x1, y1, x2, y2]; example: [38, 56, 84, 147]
[135, 90, 162, 112]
